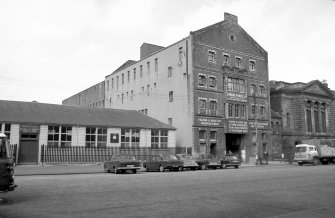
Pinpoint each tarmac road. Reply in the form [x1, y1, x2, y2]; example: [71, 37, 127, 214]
[1, 164, 335, 218]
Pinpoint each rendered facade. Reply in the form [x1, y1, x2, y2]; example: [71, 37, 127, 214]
[63, 13, 270, 163]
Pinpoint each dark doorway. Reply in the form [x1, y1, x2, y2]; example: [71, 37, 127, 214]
[210, 143, 217, 156]
[226, 134, 242, 157]
[19, 134, 39, 164]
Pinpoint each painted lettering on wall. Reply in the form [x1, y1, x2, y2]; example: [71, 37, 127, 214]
[195, 117, 224, 127]
[226, 92, 247, 102]
[248, 121, 269, 129]
[228, 120, 248, 133]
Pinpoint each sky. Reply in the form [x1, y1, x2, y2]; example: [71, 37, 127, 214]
[1, 0, 334, 104]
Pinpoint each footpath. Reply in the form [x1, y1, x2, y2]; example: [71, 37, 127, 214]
[14, 161, 289, 176]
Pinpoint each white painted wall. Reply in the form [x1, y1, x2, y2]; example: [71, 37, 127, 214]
[105, 38, 193, 148]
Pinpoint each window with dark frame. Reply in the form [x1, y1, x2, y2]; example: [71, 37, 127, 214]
[208, 76, 216, 88]
[235, 57, 242, 68]
[169, 91, 173, 102]
[249, 60, 256, 71]
[208, 50, 216, 63]
[198, 74, 206, 86]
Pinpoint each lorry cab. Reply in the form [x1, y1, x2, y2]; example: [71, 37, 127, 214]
[294, 144, 318, 165]
[0, 133, 17, 192]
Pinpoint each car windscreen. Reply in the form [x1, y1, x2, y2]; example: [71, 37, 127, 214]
[162, 155, 177, 160]
[295, 147, 307, 152]
[226, 155, 238, 160]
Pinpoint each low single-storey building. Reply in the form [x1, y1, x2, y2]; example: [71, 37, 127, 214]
[0, 100, 176, 165]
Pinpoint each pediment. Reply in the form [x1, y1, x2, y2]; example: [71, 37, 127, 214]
[303, 83, 329, 96]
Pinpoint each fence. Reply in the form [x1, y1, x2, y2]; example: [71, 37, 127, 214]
[41, 145, 192, 164]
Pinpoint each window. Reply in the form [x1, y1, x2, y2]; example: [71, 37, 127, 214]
[85, 127, 107, 148]
[235, 57, 242, 68]
[234, 104, 239, 118]
[179, 47, 183, 64]
[121, 129, 131, 149]
[48, 126, 72, 148]
[241, 105, 246, 118]
[199, 99, 207, 114]
[168, 118, 172, 126]
[209, 100, 217, 115]
[314, 106, 319, 133]
[133, 68, 136, 80]
[147, 62, 150, 74]
[127, 71, 130, 82]
[321, 105, 326, 133]
[239, 80, 246, 93]
[155, 58, 158, 72]
[208, 50, 216, 63]
[251, 104, 257, 116]
[147, 85, 150, 96]
[228, 103, 234, 117]
[227, 77, 245, 93]
[306, 104, 312, 133]
[250, 84, 257, 96]
[131, 129, 140, 149]
[168, 67, 172, 77]
[106, 81, 109, 91]
[140, 65, 143, 77]
[249, 60, 256, 71]
[199, 130, 206, 141]
[210, 131, 217, 141]
[223, 53, 230, 65]
[4, 124, 11, 140]
[121, 93, 124, 104]
[198, 74, 206, 86]
[112, 78, 114, 89]
[259, 85, 265, 95]
[150, 130, 169, 149]
[151, 130, 159, 149]
[260, 106, 265, 116]
[208, 76, 216, 88]
[131, 90, 133, 100]
[122, 73, 124, 85]
[160, 130, 168, 148]
[228, 78, 233, 91]
[169, 91, 173, 102]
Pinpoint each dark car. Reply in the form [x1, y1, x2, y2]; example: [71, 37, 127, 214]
[104, 154, 141, 174]
[176, 154, 199, 170]
[144, 154, 184, 172]
[219, 154, 241, 169]
[196, 154, 221, 170]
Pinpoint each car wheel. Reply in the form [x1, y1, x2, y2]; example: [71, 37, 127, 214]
[132, 169, 137, 174]
[298, 162, 303, 166]
[234, 165, 239, 169]
[201, 164, 207, 170]
[178, 166, 183, 172]
[221, 163, 227, 169]
[159, 165, 165, 172]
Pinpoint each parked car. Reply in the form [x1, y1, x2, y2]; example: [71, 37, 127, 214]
[176, 154, 199, 170]
[219, 154, 241, 169]
[195, 154, 221, 170]
[144, 154, 184, 172]
[104, 154, 141, 174]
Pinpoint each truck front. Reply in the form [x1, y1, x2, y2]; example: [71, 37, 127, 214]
[294, 144, 318, 165]
[0, 133, 17, 192]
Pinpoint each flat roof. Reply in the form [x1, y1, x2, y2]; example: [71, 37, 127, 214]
[0, 100, 175, 130]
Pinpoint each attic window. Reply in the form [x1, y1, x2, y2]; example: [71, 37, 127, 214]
[229, 34, 236, 43]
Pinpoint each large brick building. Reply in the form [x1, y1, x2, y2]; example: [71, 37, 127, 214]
[270, 80, 335, 160]
[63, 13, 270, 163]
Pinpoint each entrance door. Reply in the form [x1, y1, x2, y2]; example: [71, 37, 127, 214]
[19, 134, 39, 164]
[226, 134, 242, 156]
[210, 143, 217, 156]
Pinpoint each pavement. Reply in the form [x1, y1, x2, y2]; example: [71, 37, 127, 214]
[14, 161, 289, 176]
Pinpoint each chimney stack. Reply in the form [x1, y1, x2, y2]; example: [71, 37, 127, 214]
[224, 12, 238, 25]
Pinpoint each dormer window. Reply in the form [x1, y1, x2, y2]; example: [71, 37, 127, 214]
[223, 53, 230, 65]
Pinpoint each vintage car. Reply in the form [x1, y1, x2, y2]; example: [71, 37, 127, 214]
[195, 154, 221, 170]
[219, 154, 241, 169]
[144, 154, 184, 172]
[176, 154, 199, 170]
[104, 154, 141, 174]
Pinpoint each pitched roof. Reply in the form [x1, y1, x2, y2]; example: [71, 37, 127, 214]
[0, 100, 175, 130]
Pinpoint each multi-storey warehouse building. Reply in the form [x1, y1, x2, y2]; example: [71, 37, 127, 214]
[63, 13, 270, 163]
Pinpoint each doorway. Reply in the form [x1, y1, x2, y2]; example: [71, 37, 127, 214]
[226, 134, 242, 157]
[210, 143, 217, 156]
[19, 134, 39, 164]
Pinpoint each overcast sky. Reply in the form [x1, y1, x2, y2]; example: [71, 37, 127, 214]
[1, 0, 334, 104]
